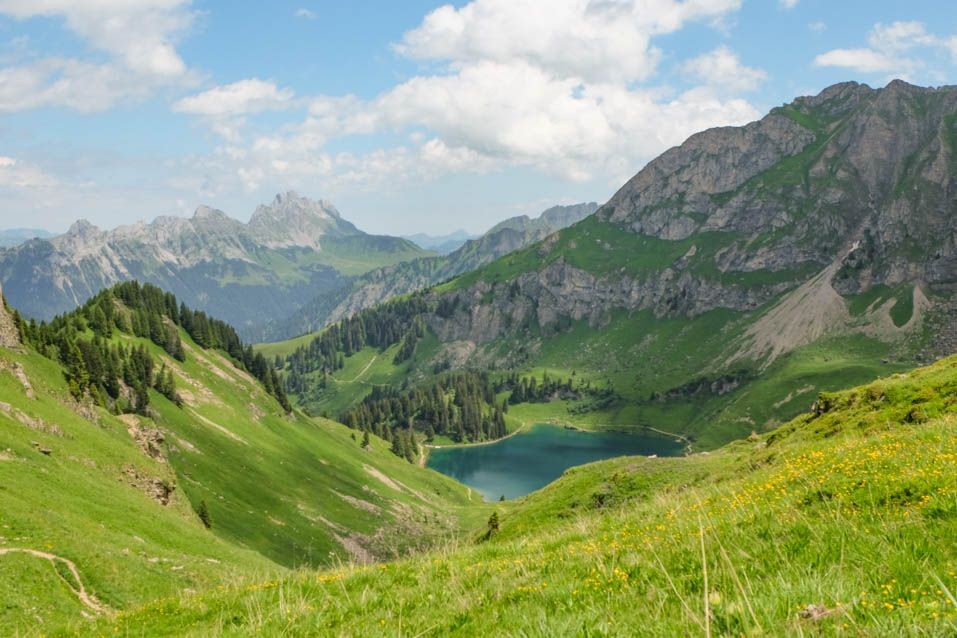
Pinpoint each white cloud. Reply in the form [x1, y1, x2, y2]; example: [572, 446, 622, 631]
[396, 0, 743, 83]
[0, 0, 196, 112]
[173, 79, 294, 116]
[0, 0, 194, 76]
[0, 156, 58, 188]
[176, 0, 758, 197]
[815, 21, 956, 78]
[814, 48, 901, 74]
[294, 8, 316, 20]
[779, 0, 798, 8]
[808, 21, 826, 34]
[0, 58, 160, 112]
[681, 46, 767, 92]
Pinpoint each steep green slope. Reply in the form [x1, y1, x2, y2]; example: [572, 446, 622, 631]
[0, 346, 276, 635]
[0, 285, 486, 634]
[82, 353, 957, 636]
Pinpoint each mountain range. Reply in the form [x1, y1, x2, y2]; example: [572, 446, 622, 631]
[0, 192, 428, 332]
[0, 228, 56, 248]
[402, 230, 477, 254]
[270, 80, 957, 448]
[3, 79, 957, 635]
[259, 201, 598, 341]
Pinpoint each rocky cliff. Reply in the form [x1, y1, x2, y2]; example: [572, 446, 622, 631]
[420, 81, 957, 365]
[0, 284, 19, 348]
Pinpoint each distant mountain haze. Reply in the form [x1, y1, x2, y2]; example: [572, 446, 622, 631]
[0, 228, 57, 248]
[258, 201, 599, 341]
[0, 191, 429, 331]
[402, 230, 477, 254]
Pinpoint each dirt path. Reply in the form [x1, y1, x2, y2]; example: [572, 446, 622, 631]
[0, 548, 109, 615]
[349, 355, 378, 382]
[329, 354, 379, 386]
[417, 442, 427, 468]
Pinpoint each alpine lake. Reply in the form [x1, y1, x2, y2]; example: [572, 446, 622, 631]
[426, 423, 685, 501]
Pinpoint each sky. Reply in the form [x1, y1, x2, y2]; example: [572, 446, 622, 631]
[0, 1, 955, 236]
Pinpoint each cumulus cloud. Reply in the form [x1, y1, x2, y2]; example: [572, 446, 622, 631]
[0, 156, 58, 188]
[294, 8, 316, 20]
[779, 0, 798, 8]
[396, 0, 743, 83]
[195, 0, 757, 193]
[814, 48, 900, 74]
[681, 46, 767, 92]
[815, 21, 956, 78]
[0, 0, 196, 112]
[174, 79, 294, 116]
[163, 0, 761, 201]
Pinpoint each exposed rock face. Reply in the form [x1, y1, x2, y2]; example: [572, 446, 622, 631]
[262, 202, 598, 340]
[425, 258, 788, 347]
[600, 80, 957, 292]
[419, 81, 957, 363]
[247, 191, 359, 250]
[0, 284, 19, 348]
[0, 192, 424, 334]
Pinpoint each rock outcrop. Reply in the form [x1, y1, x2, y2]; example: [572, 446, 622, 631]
[0, 284, 19, 348]
[417, 81, 957, 365]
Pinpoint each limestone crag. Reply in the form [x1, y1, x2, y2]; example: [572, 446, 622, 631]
[417, 81, 957, 365]
[0, 285, 19, 348]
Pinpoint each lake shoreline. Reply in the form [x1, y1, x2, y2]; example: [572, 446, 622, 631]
[426, 422, 685, 500]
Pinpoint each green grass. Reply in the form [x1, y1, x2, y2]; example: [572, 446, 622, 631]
[294, 335, 445, 417]
[0, 322, 489, 634]
[0, 348, 277, 634]
[312, 236, 433, 277]
[846, 284, 916, 327]
[74, 353, 957, 636]
[253, 331, 315, 360]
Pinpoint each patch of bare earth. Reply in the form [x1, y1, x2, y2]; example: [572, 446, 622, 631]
[731, 263, 849, 367]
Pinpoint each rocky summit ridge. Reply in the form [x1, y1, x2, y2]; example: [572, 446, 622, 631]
[419, 80, 957, 366]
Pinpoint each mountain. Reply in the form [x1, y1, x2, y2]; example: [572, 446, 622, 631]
[268, 80, 957, 448]
[260, 202, 599, 341]
[402, 229, 477, 254]
[0, 283, 482, 633]
[0, 192, 430, 335]
[81, 350, 957, 636]
[0, 228, 56, 248]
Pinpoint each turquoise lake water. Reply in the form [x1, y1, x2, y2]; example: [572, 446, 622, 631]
[426, 423, 684, 501]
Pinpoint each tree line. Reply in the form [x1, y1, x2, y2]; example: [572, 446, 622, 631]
[11, 281, 290, 413]
[340, 371, 509, 460]
[281, 295, 430, 393]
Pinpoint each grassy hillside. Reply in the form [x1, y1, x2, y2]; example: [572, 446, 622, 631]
[261, 293, 924, 451]
[0, 287, 488, 634]
[76, 352, 957, 636]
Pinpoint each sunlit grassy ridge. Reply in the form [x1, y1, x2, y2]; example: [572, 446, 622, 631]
[0, 296, 488, 635]
[76, 355, 957, 636]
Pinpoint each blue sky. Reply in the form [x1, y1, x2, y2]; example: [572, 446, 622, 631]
[0, 0, 955, 236]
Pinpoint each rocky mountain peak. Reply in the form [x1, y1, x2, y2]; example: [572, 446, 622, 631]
[248, 192, 358, 249]
[192, 205, 230, 221]
[66, 219, 99, 238]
